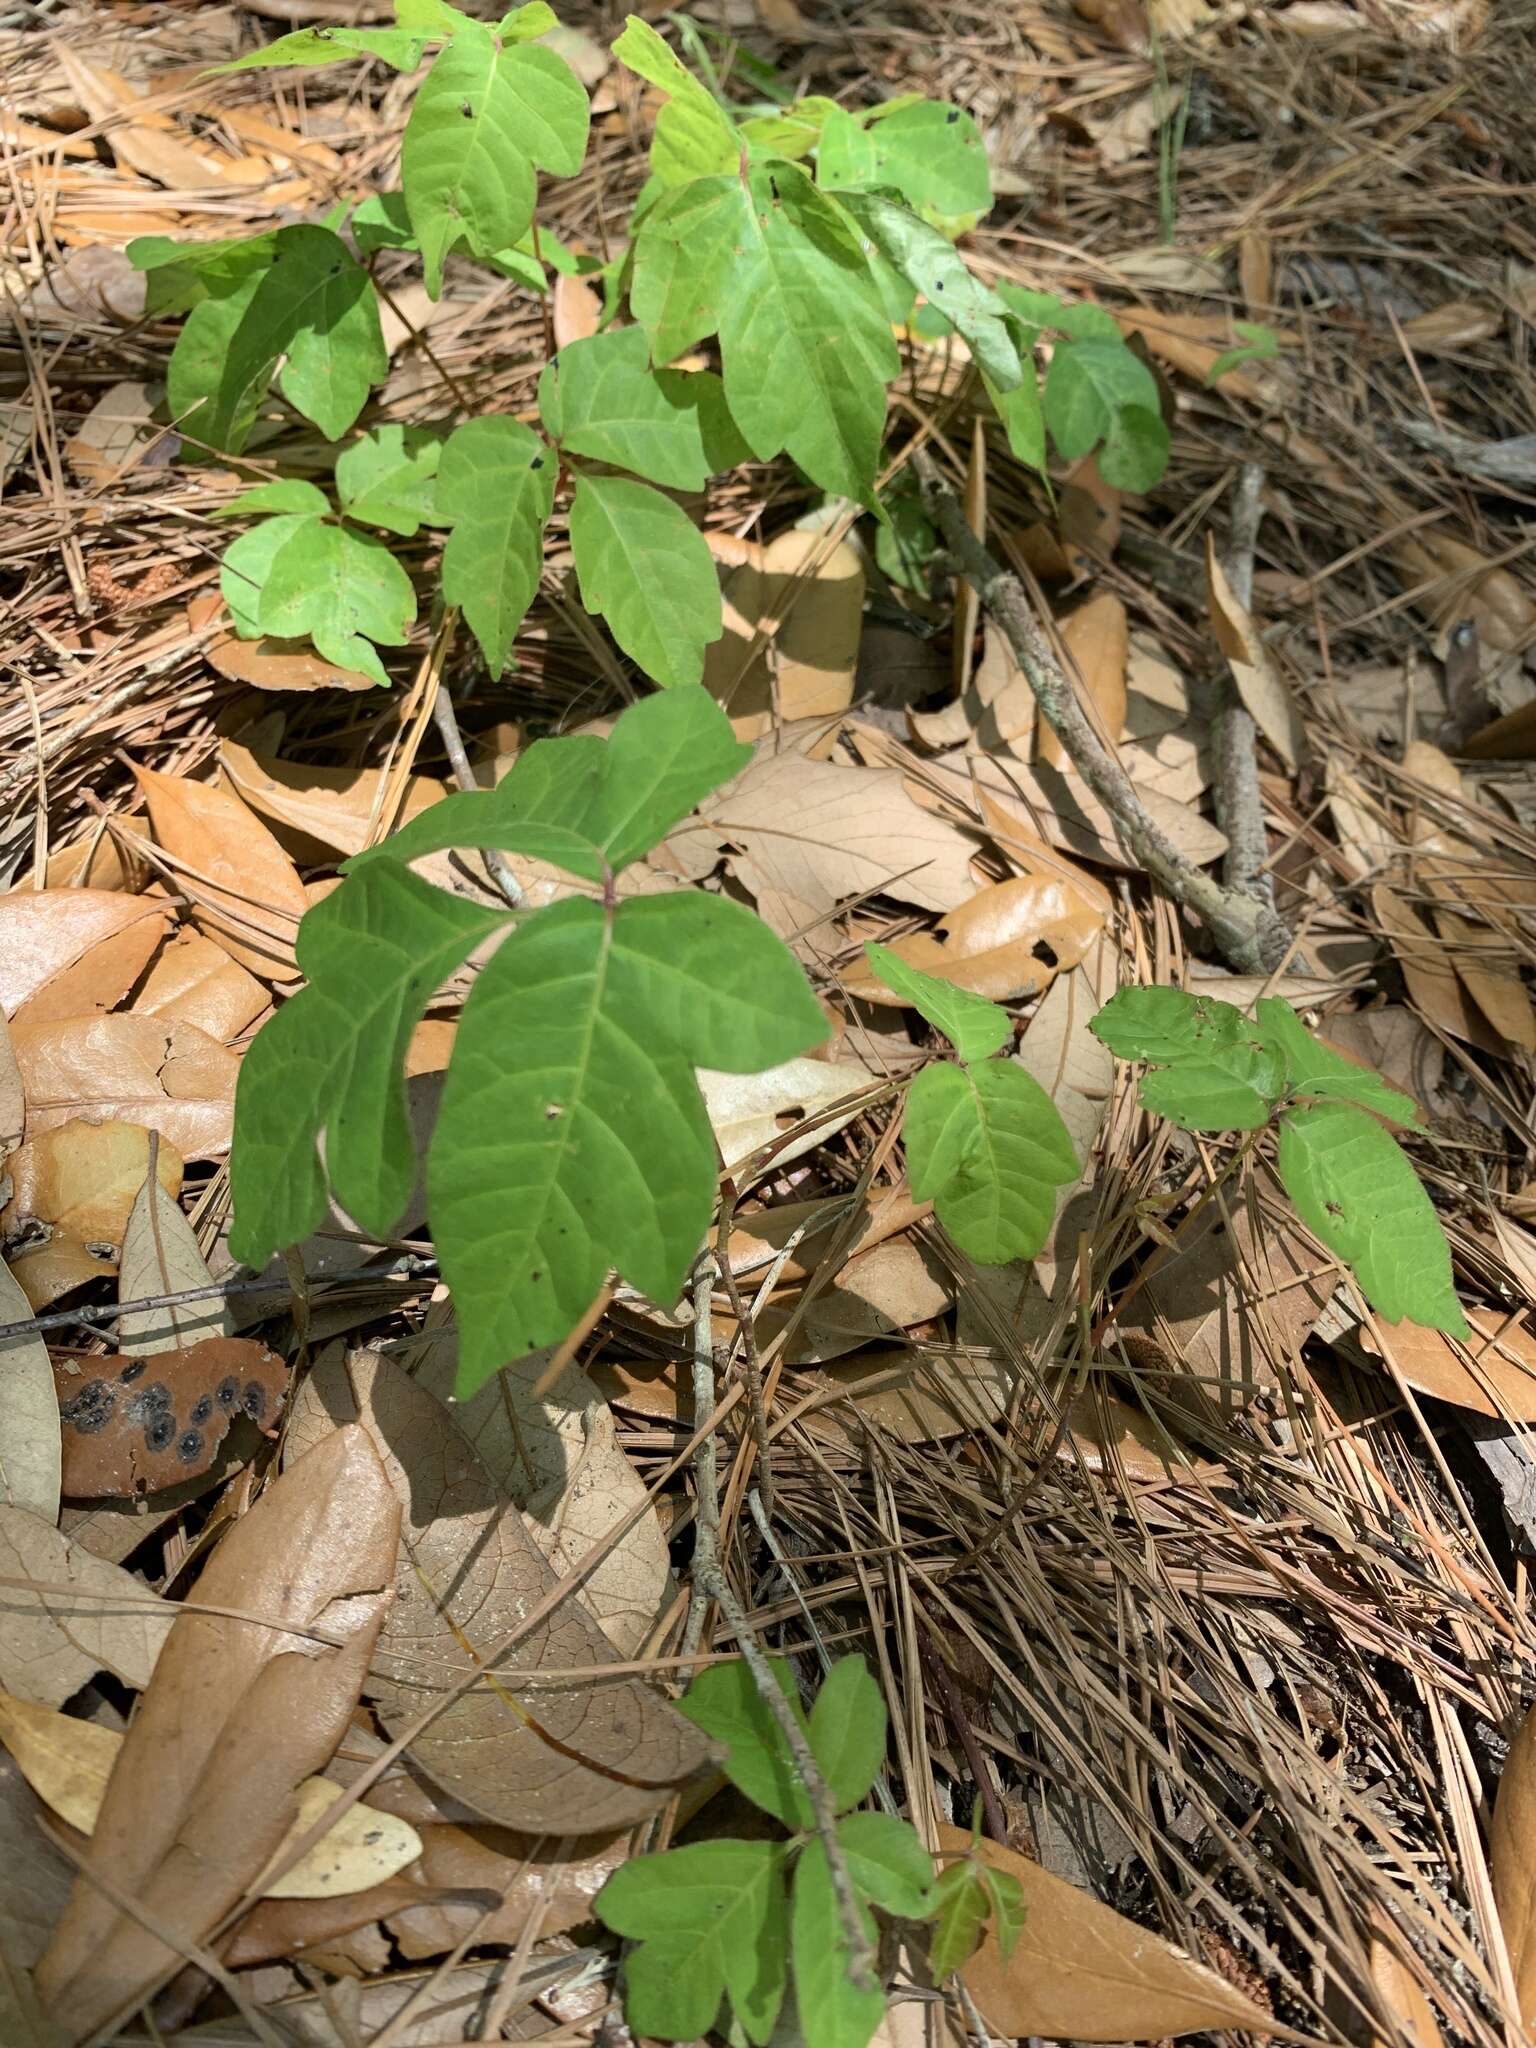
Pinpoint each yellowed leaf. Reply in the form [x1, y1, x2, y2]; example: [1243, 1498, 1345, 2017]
[133, 765, 306, 981]
[843, 874, 1104, 1004]
[700, 1059, 873, 1179]
[3, 1121, 183, 1310]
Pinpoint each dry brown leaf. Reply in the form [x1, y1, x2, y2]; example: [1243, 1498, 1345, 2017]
[52, 50, 243, 190]
[954, 420, 986, 691]
[63, 379, 163, 483]
[1016, 938, 1118, 1283]
[1087, 83, 1181, 165]
[0, 1259, 59, 1525]
[117, 1167, 231, 1354]
[284, 1348, 713, 1833]
[8, 1013, 238, 1156]
[54, 1337, 286, 1498]
[219, 732, 448, 861]
[768, 1237, 953, 1365]
[1324, 1007, 1445, 1117]
[0, 1748, 73, 1977]
[1325, 761, 1398, 882]
[1206, 537, 1306, 770]
[843, 875, 1104, 1006]
[0, 1506, 172, 1706]
[403, 1315, 673, 1659]
[552, 271, 602, 348]
[0, 889, 170, 1023]
[35, 1424, 400, 2038]
[131, 927, 267, 1044]
[1372, 883, 1497, 1047]
[3, 1120, 183, 1310]
[1359, 1309, 1536, 1418]
[806, 1344, 1019, 1446]
[1400, 299, 1501, 350]
[1389, 529, 1536, 653]
[0, 1692, 421, 1903]
[189, 594, 376, 694]
[0, 1013, 23, 1160]
[1117, 306, 1286, 406]
[1039, 592, 1128, 769]
[133, 764, 307, 981]
[954, 748, 1228, 872]
[1367, 1918, 1445, 2048]
[703, 528, 865, 736]
[700, 1059, 873, 1179]
[1492, 1698, 1536, 2027]
[1240, 231, 1273, 314]
[937, 1826, 1277, 2040]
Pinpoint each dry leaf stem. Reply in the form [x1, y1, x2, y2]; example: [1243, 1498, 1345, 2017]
[915, 451, 1290, 973]
[686, 1252, 878, 1995]
[429, 653, 523, 909]
[1215, 463, 1275, 911]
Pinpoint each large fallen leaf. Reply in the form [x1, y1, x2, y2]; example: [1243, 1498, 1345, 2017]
[0, 891, 170, 1022]
[2, 1120, 183, 1311]
[404, 1313, 672, 1658]
[937, 747, 1227, 872]
[35, 1424, 400, 2038]
[1372, 884, 1495, 1048]
[63, 378, 162, 484]
[133, 764, 307, 981]
[700, 1059, 874, 1179]
[0, 1259, 60, 1524]
[285, 1348, 713, 1833]
[767, 1237, 953, 1364]
[936, 1826, 1277, 2040]
[0, 1747, 73, 1975]
[1038, 591, 1127, 769]
[219, 733, 449, 861]
[703, 527, 865, 737]
[0, 1505, 172, 1706]
[131, 927, 267, 1044]
[0, 1691, 420, 1903]
[0, 1013, 21, 1160]
[1367, 1915, 1445, 2048]
[116, 1170, 232, 1354]
[1206, 538, 1306, 771]
[842, 875, 1104, 1006]
[1359, 1309, 1536, 1419]
[1492, 1697, 1536, 2027]
[8, 1013, 238, 1156]
[54, 1337, 287, 1498]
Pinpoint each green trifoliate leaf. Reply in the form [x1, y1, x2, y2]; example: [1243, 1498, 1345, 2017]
[631, 163, 899, 502]
[258, 520, 417, 686]
[996, 280, 1119, 341]
[129, 231, 276, 316]
[496, 0, 557, 35]
[436, 415, 556, 674]
[980, 1863, 1026, 1959]
[401, 21, 589, 295]
[1254, 996, 1421, 1127]
[395, 0, 478, 32]
[835, 1812, 934, 1918]
[808, 1655, 886, 1814]
[1090, 987, 1284, 1132]
[208, 25, 427, 71]
[219, 512, 321, 636]
[864, 942, 1010, 1063]
[569, 472, 723, 689]
[905, 1058, 1078, 1263]
[336, 424, 444, 537]
[817, 99, 992, 219]
[215, 478, 330, 519]
[678, 1656, 812, 1830]
[1277, 1103, 1469, 1336]
[433, 889, 825, 1389]
[228, 862, 505, 1268]
[360, 684, 751, 882]
[539, 325, 716, 489]
[740, 96, 837, 160]
[350, 189, 416, 254]
[842, 193, 1019, 390]
[793, 1842, 883, 2048]
[612, 14, 738, 185]
[927, 1856, 992, 1977]
[598, 1839, 790, 2046]
[1043, 337, 1169, 491]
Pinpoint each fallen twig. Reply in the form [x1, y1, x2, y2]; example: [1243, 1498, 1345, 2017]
[1214, 462, 1274, 911]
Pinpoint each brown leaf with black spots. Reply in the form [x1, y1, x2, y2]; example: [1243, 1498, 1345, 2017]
[52, 1337, 287, 1498]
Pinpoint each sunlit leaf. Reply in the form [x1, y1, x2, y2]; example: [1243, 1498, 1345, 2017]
[335, 423, 443, 537]
[905, 1058, 1078, 1263]
[436, 415, 555, 674]
[865, 942, 1011, 1063]
[258, 520, 417, 686]
[843, 193, 1019, 390]
[612, 14, 738, 185]
[569, 472, 722, 688]
[816, 99, 992, 219]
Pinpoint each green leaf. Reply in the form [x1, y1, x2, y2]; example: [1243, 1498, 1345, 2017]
[1090, 987, 1284, 1132]
[1254, 996, 1421, 1127]
[817, 99, 991, 219]
[905, 1059, 1078, 1263]
[215, 478, 330, 519]
[678, 1656, 812, 1830]
[1043, 337, 1168, 491]
[219, 512, 322, 636]
[1207, 319, 1278, 386]
[436, 415, 556, 675]
[258, 520, 417, 686]
[208, 25, 426, 72]
[336, 424, 444, 536]
[980, 1864, 1025, 1960]
[228, 863, 505, 1267]
[808, 1655, 886, 1814]
[612, 14, 738, 185]
[835, 1811, 934, 1918]
[401, 21, 589, 295]
[1277, 1102, 1469, 1336]
[985, 361, 1045, 476]
[864, 943, 1010, 1063]
[631, 163, 899, 503]
[361, 683, 752, 882]
[539, 325, 718, 489]
[927, 1856, 994, 1977]
[597, 1839, 790, 2046]
[433, 888, 825, 1389]
[842, 193, 1019, 391]
[792, 1842, 883, 2048]
[350, 190, 417, 254]
[996, 280, 1119, 341]
[496, 0, 557, 36]
[874, 490, 937, 591]
[395, 0, 478, 32]
[129, 230, 276, 316]
[569, 472, 723, 689]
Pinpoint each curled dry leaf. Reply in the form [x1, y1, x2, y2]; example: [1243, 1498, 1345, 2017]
[2, 1120, 183, 1312]
[7, 1012, 238, 1157]
[189, 594, 376, 694]
[219, 731, 448, 861]
[132, 927, 267, 1044]
[35, 1424, 401, 2039]
[1358, 1309, 1536, 1419]
[1492, 1698, 1536, 2027]
[0, 889, 170, 1023]
[843, 874, 1105, 1006]
[1038, 591, 1128, 770]
[1389, 528, 1536, 654]
[53, 1337, 287, 1499]
[552, 270, 602, 349]
[0, 1505, 172, 1706]
[702, 525, 865, 738]
[699, 1059, 874, 1180]
[116, 1170, 232, 1355]
[0, 1258, 60, 1524]
[285, 1348, 714, 1833]
[1206, 537, 1307, 771]
[936, 1825, 1278, 2041]
[0, 1691, 421, 1904]
[133, 763, 307, 982]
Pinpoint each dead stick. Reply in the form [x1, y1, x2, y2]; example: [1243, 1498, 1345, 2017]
[913, 449, 1290, 975]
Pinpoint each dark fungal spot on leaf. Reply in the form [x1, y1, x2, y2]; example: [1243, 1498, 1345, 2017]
[190, 1394, 213, 1427]
[145, 1413, 176, 1453]
[217, 1376, 239, 1410]
[244, 1380, 269, 1423]
[461, 99, 474, 116]
[118, 1360, 146, 1385]
[947, 107, 959, 122]
[60, 1380, 114, 1434]
[177, 1430, 204, 1465]
[531, 454, 544, 470]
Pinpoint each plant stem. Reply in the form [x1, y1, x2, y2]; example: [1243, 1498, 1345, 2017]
[429, 674, 523, 909]
[913, 449, 1290, 975]
[1214, 462, 1275, 910]
[686, 1252, 879, 1996]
